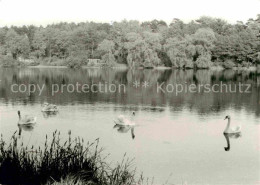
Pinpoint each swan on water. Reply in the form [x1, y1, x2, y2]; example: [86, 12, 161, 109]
[223, 115, 241, 134]
[114, 111, 136, 126]
[18, 124, 35, 136]
[113, 124, 135, 139]
[223, 132, 242, 151]
[42, 103, 58, 112]
[18, 111, 37, 125]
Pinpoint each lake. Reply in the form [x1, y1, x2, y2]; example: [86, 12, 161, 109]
[0, 68, 259, 185]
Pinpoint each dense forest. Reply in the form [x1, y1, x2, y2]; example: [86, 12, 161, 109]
[0, 15, 260, 68]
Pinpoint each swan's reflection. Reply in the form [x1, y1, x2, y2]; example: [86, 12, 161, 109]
[223, 132, 242, 151]
[113, 124, 135, 139]
[18, 124, 35, 137]
[42, 111, 58, 118]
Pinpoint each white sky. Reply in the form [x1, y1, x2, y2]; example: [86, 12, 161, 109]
[0, 0, 259, 27]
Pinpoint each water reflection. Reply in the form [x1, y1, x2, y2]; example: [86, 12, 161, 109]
[18, 124, 35, 137]
[42, 111, 59, 118]
[223, 132, 242, 151]
[0, 68, 258, 117]
[113, 124, 135, 139]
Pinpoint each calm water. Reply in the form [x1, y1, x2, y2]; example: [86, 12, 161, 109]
[0, 68, 259, 185]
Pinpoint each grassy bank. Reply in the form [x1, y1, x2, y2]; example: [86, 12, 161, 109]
[0, 131, 147, 185]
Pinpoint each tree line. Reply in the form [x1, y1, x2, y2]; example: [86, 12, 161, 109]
[0, 15, 259, 68]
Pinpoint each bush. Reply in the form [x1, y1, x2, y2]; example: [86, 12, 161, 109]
[38, 57, 66, 66]
[171, 57, 186, 68]
[223, 59, 235, 69]
[241, 61, 252, 68]
[49, 56, 59, 64]
[157, 51, 172, 67]
[101, 53, 117, 67]
[142, 61, 153, 68]
[27, 61, 40, 66]
[184, 59, 194, 69]
[0, 55, 19, 67]
[65, 54, 89, 68]
[66, 56, 84, 69]
[212, 60, 223, 67]
[38, 57, 55, 65]
[23, 57, 40, 66]
[195, 54, 212, 69]
[49, 59, 66, 66]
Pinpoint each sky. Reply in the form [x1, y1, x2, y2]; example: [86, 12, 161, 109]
[0, 0, 259, 27]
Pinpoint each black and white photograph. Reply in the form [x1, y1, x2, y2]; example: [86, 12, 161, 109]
[0, 0, 259, 184]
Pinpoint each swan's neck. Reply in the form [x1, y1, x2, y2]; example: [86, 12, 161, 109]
[130, 115, 135, 121]
[131, 128, 135, 139]
[224, 133, 230, 151]
[224, 118, 231, 133]
[18, 114, 21, 120]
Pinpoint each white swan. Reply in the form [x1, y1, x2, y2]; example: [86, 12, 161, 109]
[224, 115, 241, 134]
[18, 111, 37, 125]
[42, 103, 58, 112]
[223, 132, 242, 151]
[113, 124, 135, 139]
[114, 111, 136, 126]
[18, 124, 35, 136]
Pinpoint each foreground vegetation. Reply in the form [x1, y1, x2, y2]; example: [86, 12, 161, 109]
[0, 15, 259, 68]
[0, 131, 147, 185]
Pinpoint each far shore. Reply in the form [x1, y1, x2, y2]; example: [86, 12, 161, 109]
[1, 64, 259, 71]
[28, 65, 68, 68]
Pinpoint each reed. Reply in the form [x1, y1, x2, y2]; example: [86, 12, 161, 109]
[0, 131, 147, 185]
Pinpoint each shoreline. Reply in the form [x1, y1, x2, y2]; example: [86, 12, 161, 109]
[4, 65, 258, 71]
[28, 65, 68, 68]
